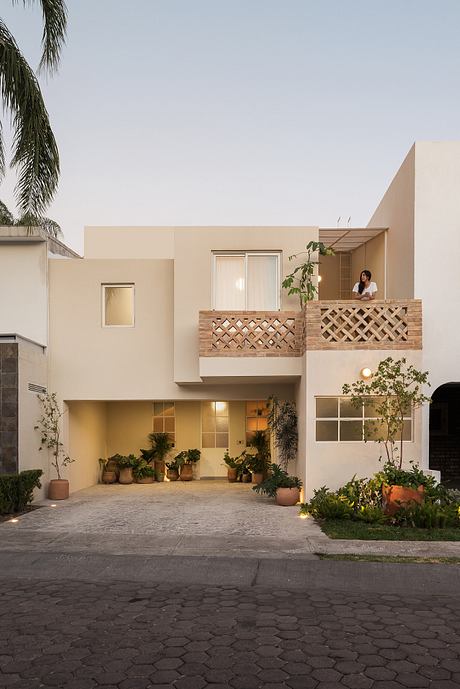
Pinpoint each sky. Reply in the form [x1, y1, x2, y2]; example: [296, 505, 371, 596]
[1, 0, 460, 253]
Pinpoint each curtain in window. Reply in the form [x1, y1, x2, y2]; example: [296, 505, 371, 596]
[247, 255, 278, 310]
[214, 255, 245, 309]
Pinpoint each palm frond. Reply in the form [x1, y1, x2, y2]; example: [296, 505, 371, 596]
[0, 19, 60, 216]
[16, 212, 62, 237]
[0, 199, 14, 225]
[13, 0, 68, 74]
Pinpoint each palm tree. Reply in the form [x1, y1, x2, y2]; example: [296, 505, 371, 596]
[0, 198, 62, 239]
[0, 1, 67, 217]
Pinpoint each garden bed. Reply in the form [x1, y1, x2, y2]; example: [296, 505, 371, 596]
[319, 518, 460, 541]
[0, 505, 42, 523]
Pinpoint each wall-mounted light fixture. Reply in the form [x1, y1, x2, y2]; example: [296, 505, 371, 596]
[360, 367, 372, 380]
[317, 275, 322, 283]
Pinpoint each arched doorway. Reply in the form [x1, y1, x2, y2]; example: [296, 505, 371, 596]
[429, 383, 460, 488]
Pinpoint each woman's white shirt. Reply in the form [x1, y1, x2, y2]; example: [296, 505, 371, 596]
[352, 281, 378, 295]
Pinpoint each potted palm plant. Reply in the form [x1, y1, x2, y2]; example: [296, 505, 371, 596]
[223, 450, 246, 482]
[253, 463, 303, 506]
[179, 448, 201, 481]
[148, 432, 174, 482]
[247, 430, 270, 484]
[35, 393, 75, 500]
[166, 454, 184, 481]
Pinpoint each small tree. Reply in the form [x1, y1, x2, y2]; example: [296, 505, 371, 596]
[342, 357, 431, 469]
[282, 241, 334, 306]
[35, 393, 74, 479]
[267, 397, 298, 470]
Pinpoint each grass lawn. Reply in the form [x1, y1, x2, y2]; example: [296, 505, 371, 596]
[318, 553, 460, 565]
[320, 519, 460, 541]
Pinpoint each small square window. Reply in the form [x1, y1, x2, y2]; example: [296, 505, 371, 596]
[103, 285, 134, 327]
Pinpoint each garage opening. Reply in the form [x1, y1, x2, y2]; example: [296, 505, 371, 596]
[429, 383, 460, 488]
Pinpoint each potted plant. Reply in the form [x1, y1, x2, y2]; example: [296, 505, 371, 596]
[247, 430, 270, 484]
[133, 459, 155, 484]
[223, 450, 245, 482]
[147, 432, 174, 482]
[253, 463, 303, 506]
[35, 392, 75, 500]
[166, 454, 184, 481]
[99, 458, 116, 484]
[180, 448, 201, 481]
[282, 240, 334, 305]
[116, 455, 138, 484]
[343, 357, 431, 514]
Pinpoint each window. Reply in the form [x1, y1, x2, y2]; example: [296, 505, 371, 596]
[202, 401, 229, 448]
[246, 400, 269, 445]
[212, 252, 280, 310]
[316, 397, 412, 442]
[103, 284, 134, 327]
[153, 401, 175, 445]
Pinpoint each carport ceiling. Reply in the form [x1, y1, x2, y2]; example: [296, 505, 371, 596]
[319, 227, 387, 252]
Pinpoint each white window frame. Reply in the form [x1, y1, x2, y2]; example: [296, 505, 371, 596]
[102, 283, 135, 328]
[315, 396, 413, 443]
[211, 251, 281, 310]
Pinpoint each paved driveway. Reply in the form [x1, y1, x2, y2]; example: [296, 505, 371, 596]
[0, 480, 324, 559]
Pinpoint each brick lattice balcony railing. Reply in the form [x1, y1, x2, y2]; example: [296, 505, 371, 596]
[199, 300, 422, 357]
[199, 311, 304, 357]
[305, 299, 422, 350]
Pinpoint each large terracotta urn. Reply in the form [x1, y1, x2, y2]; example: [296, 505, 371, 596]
[276, 487, 300, 507]
[48, 479, 69, 500]
[382, 484, 424, 516]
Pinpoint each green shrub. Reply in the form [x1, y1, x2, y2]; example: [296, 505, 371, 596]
[0, 469, 43, 514]
[354, 505, 386, 524]
[253, 463, 302, 497]
[338, 475, 383, 513]
[301, 486, 353, 521]
[392, 501, 460, 529]
[380, 461, 436, 490]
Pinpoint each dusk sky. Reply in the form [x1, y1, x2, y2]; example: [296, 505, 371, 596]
[2, 0, 460, 253]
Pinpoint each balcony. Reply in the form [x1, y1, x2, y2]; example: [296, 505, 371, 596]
[199, 300, 422, 361]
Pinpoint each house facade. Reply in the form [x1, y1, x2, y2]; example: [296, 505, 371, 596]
[1, 141, 459, 499]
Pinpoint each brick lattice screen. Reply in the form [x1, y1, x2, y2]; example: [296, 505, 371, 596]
[0, 343, 18, 473]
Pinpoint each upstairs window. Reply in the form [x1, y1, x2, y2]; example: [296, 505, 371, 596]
[212, 252, 280, 310]
[102, 284, 134, 327]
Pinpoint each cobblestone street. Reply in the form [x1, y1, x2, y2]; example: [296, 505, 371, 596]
[2, 575, 460, 689]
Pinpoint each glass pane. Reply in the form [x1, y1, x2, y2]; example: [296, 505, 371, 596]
[364, 397, 381, 418]
[364, 419, 388, 441]
[104, 286, 134, 326]
[340, 420, 363, 441]
[246, 432, 255, 445]
[316, 398, 338, 418]
[215, 401, 228, 417]
[216, 433, 229, 448]
[247, 418, 258, 431]
[340, 398, 362, 418]
[153, 417, 163, 432]
[214, 255, 245, 310]
[202, 433, 215, 448]
[247, 255, 279, 310]
[202, 416, 215, 433]
[202, 401, 215, 419]
[216, 417, 228, 432]
[165, 417, 175, 433]
[246, 401, 259, 417]
[153, 402, 164, 417]
[316, 420, 338, 441]
[402, 401, 412, 417]
[257, 418, 268, 431]
[168, 433, 175, 446]
[403, 420, 412, 441]
[259, 401, 269, 417]
[163, 402, 175, 416]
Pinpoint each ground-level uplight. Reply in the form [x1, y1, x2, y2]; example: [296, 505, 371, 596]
[9, 518, 18, 523]
[50, 504, 57, 507]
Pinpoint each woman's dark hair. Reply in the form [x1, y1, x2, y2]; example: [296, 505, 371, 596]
[358, 269, 372, 294]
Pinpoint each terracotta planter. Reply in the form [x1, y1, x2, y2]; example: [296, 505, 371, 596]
[119, 467, 133, 485]
[136, 476, 154, 484]
[48, 479, 69, 500]
[276, 487, 300, 506]
[241, 473, 252, 483]
[227, 468, 238, 482]
[167, 469, 179, 481]
[102, 470, 116, 484]
[382, 484, 425, 516]
[155, 460, 165, 482]
[106, 458, 118, 474]
[180, 464, 193, 481]
[252, 472, 264, 485]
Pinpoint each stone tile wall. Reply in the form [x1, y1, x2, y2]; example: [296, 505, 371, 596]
[0, 343, 18, 473]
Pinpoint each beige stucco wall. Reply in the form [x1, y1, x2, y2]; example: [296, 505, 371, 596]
[17, 339, 48, 499]
[173, 226, 318, 383]
[303, 349, 424, 499]
[367, 146, 415, 299]
[84, 227, 174, 259]
[350, 231, 386, 298]
[318, 254, 341, 300]
[0, 241, 48, 345]
[106, 401, 153, 456]
[67, 401, 107, 493]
